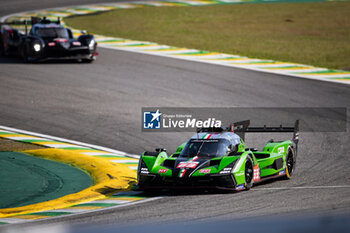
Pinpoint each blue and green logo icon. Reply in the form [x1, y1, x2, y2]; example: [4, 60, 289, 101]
[143, 109, 162, 129]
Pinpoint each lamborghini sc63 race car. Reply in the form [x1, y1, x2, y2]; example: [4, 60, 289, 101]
[0, 17, 97, 62]
[137, 120, 299, 191]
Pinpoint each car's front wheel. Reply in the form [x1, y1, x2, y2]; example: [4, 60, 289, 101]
[245, 156, 254, 190]
[285, 147, 295, 179]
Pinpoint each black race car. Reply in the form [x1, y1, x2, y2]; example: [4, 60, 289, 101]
[0, 17, 98, 62]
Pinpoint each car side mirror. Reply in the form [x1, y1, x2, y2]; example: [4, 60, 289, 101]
[227, 145, 238, 156]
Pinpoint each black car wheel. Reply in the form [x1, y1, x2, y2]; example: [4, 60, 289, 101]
[285, 148, 295, 179]
[245, 156, 254, 190]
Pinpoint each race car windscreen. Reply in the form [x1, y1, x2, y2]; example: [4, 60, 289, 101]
[34, 28, 68, 38]
[179, 139, 231, 158]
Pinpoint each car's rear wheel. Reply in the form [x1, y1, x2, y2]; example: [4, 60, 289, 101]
[245, 156, 254, 190]
[285, 147, 295, 179]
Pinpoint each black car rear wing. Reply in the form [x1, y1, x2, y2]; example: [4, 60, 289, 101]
[1, 17, 61, 35]
[230, 120, 299, 145]
[1, 17, 61, 26]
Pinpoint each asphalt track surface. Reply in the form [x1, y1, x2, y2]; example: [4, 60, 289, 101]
[1, 0, 350, 229]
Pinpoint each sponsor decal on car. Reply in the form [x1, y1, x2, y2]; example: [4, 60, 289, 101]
[278, 147, 285, 154]
[279, 170, 286, 175]
[253, 164, 260, 182]
[199, 169, 211, 174]
[202, 134, 213, 139]
[219, 167, 232, 174]
[140, 168, 150, 174]
[158, 169, 168, 173]
[54, 38, 68, 43]
[177, 162, 199, 169]
[236, 171, 244, 177]
[236, 184, 245, 190]
[178, 169, 187, 178]
[177, 156, 200, 169]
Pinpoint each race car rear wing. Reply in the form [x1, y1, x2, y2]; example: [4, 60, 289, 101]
[0, 17, 61, 35]
[0, 17, 61, 26]
[230, 120, 299, 145]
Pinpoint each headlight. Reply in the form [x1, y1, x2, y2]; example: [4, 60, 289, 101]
[88, 40, 95, 50]
[33, 43, 41, 52]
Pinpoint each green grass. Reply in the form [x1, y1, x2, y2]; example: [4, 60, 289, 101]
[65, 2, 350, 69]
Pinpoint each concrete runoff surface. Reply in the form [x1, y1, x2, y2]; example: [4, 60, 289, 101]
[0, 0, 349, 230]
[0, 151, 93, 209]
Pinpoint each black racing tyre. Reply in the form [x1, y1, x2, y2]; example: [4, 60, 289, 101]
[245, 155, 254, 190]
[284, 147, 295, 179]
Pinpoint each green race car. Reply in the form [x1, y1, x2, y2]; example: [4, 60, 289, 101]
[137, 120, 299, 191]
